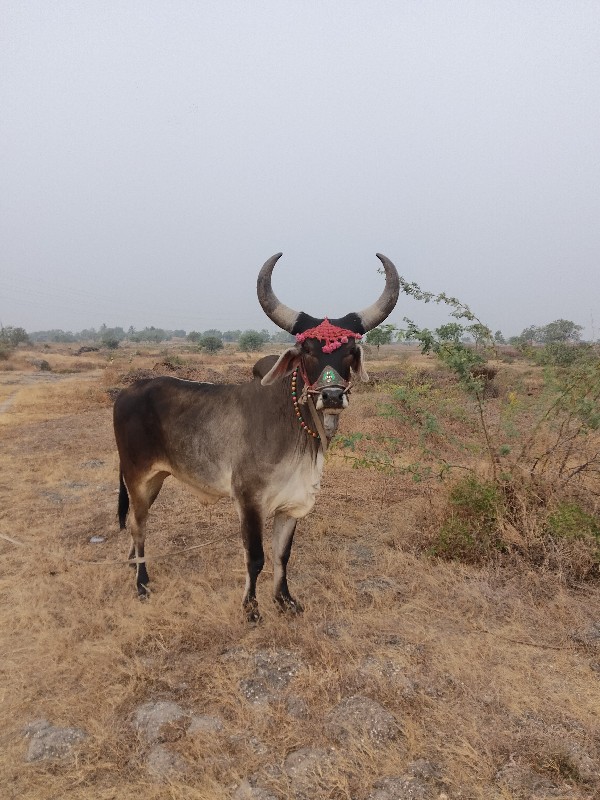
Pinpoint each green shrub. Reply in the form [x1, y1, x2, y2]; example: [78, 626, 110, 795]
[432, 475, 506, 562]
[546, 503, 600, 542]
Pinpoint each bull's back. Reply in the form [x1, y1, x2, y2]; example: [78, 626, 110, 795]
[114, 377, 241, 476]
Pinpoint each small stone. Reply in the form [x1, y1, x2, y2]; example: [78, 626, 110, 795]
[84, 459, 105, 468]
[89, 536, 105, 544]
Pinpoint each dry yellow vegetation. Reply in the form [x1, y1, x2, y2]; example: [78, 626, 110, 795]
[1, 342, 599, 799]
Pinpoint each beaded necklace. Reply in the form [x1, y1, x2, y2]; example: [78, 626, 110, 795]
[291, 367, 319, 439]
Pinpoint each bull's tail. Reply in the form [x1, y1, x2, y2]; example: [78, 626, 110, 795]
[118, 468, 129, 530]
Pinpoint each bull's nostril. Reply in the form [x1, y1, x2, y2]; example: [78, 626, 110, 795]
[322, 387, 343, 403]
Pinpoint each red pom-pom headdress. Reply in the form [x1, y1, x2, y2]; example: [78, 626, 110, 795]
[295, 318, 362, 354]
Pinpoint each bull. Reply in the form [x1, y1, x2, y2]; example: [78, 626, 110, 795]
[113, 252, 399, 619]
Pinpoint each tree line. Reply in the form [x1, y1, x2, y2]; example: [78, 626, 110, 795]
[22, 324, 295, 352]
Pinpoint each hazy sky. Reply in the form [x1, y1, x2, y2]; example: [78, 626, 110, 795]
[2, 1, 599, 338]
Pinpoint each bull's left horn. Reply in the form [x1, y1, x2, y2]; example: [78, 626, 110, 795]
[257, 253, 300, 333]
[356, 253, 400, 332]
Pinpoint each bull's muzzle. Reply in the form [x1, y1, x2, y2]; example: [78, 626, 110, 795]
[319, 386, 347, 410]
[312, 365, 350, 411]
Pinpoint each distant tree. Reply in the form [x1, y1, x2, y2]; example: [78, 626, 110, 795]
[494, 330, 506, 344]
[130, 326, 171, 343]
[222, 329, 242, 342]
[100, 326, 126, 346]
[539, 319, 583, 344]
[365, 324, 395, 350]
[173, 329, 186, 338]
[239, 330, 265, 352]
[516, 320, 583, 347]
[0, 326, 30, 347]
[30, 329, 77, 343]
[202, 329, 223, 340]
[270, 330, 295, 344]
[198, 335, 224, 354]
[187, 331, 202, 343]
[519, 325, 541, 344]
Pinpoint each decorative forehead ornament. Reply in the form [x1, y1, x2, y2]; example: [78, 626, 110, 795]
[295, 317, 363, 354]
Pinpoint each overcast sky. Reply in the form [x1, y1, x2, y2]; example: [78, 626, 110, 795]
[2, 1, 599, 338]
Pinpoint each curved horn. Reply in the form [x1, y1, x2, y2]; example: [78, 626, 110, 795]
[357, 253, 400, 332]
[257, 253, 300, 333]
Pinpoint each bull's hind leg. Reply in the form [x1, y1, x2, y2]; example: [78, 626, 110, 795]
[125, 472, 168, 597]
[272, 513, 302, 613]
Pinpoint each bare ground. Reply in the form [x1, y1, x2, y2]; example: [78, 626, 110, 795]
[1, 344, 599, 799]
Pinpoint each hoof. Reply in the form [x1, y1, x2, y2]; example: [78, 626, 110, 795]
[243, 599, 262, 624]
[137, 584, 150, 600]
[274, 594, 304, 615]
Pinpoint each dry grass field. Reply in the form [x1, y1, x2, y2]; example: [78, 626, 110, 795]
[1, 342, 599, 800]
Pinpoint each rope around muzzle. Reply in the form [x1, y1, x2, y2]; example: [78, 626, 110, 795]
[306, 396, 330, 449]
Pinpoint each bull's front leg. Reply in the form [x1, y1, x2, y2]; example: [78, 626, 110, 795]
[238, 503, 265, 622]
[272, 513, 303, 614]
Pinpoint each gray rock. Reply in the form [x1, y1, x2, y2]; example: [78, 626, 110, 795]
[367, 775, 436, 800]
[283, 747, 335, 798]
[146, 744, 188, 779]
[132, 700, 188, 743]
[24, 719, 86, 762]
[356, 576, 399, 594]
[23, 718, 52, 737]
[239, 649, 302, 704]
[285, 695, 309, 719]
[571, 622, 600, 650]
[229, 733, 269, 755]
[233, 778, 279, 800]
[324, 695, 402, 745]
[495, 762, 565, 797]
[348, 543, 375, 566]
[407, 760, 443, 781]
[187, 714, 224, 734]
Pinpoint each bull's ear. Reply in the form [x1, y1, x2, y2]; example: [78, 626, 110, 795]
[352, 344, 369, 382]
[261, 345, 302, 385]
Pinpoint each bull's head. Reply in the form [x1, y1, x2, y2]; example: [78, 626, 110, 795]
[257, 252, 399, 437]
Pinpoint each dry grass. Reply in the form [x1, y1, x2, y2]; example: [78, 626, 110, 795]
[1, 344, 599, 800]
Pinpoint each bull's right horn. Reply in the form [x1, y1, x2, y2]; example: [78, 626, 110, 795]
[257, 253, 300, 333]
[356, 253, 400, 332]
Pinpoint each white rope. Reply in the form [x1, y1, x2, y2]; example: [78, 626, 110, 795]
[0, 533, 236, 567]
